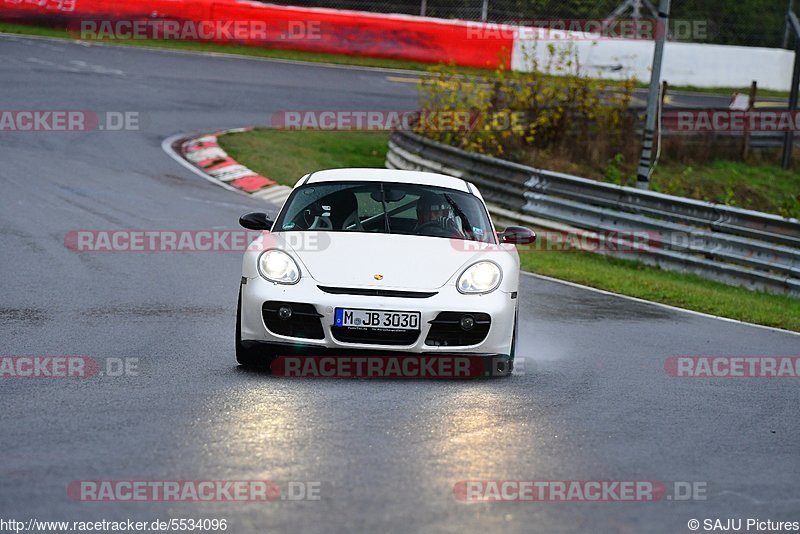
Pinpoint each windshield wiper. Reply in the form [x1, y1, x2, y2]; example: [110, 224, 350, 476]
[379, 183, 392, 234]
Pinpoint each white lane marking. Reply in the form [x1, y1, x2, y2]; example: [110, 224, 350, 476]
[1, 32, 427, 76]
[181, 196, 259, 210]
[25, 56, 124, 75]
[253, 186, 291, 202]
[26, 56, 81, 72]
[68, 59, 125, 76]
[521, 271, 800, 337]
[385, 75, 422, 84]
[248, 189, 290, 206]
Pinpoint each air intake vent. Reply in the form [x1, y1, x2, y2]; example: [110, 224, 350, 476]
[318, 286, 437, 299]
[262, 301, 324, 340]
[425, 312, 491, 347]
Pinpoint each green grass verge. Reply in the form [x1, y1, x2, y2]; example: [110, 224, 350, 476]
[651, 161, 800, 219]
[518, 245, 800, 331]
[218, 128, 799, 331]
[539, 152, 799, 219]
[650, 84, 789, 99]
[218, 129, 390, 186]
[1, 21, 791, 97]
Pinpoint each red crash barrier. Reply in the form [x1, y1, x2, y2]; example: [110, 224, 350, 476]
[0, 0, 512, 68]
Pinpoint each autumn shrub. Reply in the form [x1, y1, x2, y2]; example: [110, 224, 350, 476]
[416, 44, 637, 172]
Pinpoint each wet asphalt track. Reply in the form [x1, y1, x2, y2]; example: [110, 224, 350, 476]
[1, 35, 799, 533]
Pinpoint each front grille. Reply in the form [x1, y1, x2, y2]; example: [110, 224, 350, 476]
[425, 312, 491, 347]
[262, 301, 324, 340]
[318, 286, 437, 299]
[331, 326, 420, 345]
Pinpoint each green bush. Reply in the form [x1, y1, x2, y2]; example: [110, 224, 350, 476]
[416, 44, 637, 171]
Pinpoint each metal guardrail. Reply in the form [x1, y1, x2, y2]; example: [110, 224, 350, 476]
[386, 131, 800, 296]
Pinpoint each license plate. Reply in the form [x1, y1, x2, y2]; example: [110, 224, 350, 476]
[334, 308, 420, 331]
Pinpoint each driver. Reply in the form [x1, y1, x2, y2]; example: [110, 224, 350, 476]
[414, 192, 463, 237]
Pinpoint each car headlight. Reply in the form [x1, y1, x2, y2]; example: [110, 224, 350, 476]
[258, 249, 300, 284]
[457, 261, 502, 294]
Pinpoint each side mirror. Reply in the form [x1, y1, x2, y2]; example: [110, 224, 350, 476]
[239, 212, 274, 231]
[500, 226, 536, 245]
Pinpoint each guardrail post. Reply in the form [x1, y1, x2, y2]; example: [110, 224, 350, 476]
[783, 10, 800, 169]
[636, 0, 671, 190]
[743, 81, 757, 160]
[785, 0, 796, 48]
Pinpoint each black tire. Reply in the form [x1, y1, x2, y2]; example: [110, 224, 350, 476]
[510, 305, 519, 362]
[235, 287, 273, 369]
[497, 306, 519, 377]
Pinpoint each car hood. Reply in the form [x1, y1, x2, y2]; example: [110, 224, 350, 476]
[282, 232, 508, 291]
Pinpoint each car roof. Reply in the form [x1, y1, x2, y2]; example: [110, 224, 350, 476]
[303, 168, 471, 193]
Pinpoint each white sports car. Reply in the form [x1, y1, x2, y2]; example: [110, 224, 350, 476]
[236, 168, 534, 376]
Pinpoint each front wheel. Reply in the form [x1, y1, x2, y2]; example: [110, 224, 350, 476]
[495, 306, 519, 377]
[510, 305, 519, 361]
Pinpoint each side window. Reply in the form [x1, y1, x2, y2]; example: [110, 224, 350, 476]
[354, 191, 384, 220]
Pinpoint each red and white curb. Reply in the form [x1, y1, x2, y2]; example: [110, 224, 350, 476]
[165, 128, 292, 205]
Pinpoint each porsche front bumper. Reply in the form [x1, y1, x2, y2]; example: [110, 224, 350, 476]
[239, 274, 517, 357]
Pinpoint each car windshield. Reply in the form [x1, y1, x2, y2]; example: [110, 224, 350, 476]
[274, 181, 496, 243]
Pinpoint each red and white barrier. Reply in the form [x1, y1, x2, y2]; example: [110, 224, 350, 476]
[512, 33, 794, 91]
[0, 0, 513, 69]
[0, 0, 791, 89]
